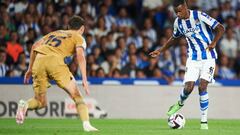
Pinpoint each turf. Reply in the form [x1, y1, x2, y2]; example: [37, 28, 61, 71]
[0, 119, 239, 135]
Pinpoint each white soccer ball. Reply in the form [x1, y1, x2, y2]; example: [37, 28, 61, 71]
[168, 113, 186, 129]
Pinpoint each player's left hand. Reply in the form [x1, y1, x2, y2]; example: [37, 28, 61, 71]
[82, 80, 90, 96]
[149, 50, 161, 57]
[24, 70, 32, 84]
[206, 42, 216, 51]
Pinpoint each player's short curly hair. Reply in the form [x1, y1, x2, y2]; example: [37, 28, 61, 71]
[68, 16, 85, 30]
[172, 0, 186, 7]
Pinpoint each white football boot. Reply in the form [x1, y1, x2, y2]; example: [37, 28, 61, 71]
[16, 100, 28, 124]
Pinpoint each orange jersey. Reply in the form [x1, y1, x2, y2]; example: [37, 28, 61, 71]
[34, 30, 86, 58]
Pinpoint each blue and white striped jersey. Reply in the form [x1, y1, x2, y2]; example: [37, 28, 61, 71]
[173, 10, 219, 60]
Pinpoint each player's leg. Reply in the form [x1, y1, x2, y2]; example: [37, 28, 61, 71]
[167, 81, 195, 116]
[49, 63, 98, 132]
[16, 56, 48, 124]
[198, 59, 215, 129]
[167, 60, 200, 116]
[63, 78, 98, 132]
[198, 79, 209, 129]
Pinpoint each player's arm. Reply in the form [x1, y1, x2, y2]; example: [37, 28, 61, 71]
[206, 23, 225, 50]
[76, 47, 89, 95]
[75, 37, 90, 95]
[149, 36, 179, 57]
[24, 39, 44, 84]
[199, 11, 225, 50]
[149, 18, 181, 57]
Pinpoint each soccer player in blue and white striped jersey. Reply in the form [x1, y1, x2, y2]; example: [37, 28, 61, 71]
[149, 0, 225, 130]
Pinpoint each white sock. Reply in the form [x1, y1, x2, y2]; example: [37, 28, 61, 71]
[199, 91, 209, 122]
[83, 121, 90, 126]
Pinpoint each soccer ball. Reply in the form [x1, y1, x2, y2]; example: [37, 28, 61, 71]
[168, 113, 186, 129]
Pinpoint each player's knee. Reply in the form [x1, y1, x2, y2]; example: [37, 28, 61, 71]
[199, 80, 208, 92]
[184, 82, 194, 93]
[198, 84, 207, 93]
[72, 95, 85, 106]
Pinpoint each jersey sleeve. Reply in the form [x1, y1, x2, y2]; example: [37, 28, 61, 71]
[172, 18, 182, 38]
[75, 35, 87, 50]
[199, 11, 219, 29]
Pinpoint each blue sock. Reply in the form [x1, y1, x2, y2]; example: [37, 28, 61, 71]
[199, 91, 209, 122]
[179, 89, 190, 105]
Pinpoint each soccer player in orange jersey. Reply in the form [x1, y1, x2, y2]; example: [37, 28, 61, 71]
[16, 16, 98, 132]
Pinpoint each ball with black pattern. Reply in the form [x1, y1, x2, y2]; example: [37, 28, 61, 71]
[168, 113, 186, 129]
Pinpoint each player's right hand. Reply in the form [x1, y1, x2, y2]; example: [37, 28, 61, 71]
[24, 70, 32, 84]
[82, 80, 90, 96]
[149, 50, 161, 57]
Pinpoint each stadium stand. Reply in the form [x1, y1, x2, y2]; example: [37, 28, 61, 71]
[0, 0, 240, 85]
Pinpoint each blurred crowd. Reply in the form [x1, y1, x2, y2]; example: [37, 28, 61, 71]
[0, 0, 240, 84]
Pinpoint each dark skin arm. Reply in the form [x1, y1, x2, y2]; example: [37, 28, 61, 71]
[149, 36, 179, 57]
[206, 23, 225, 51]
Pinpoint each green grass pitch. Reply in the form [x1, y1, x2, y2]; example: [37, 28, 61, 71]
[0, 119, 239, 135]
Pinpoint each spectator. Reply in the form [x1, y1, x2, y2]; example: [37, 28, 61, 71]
[152, 67, 163, 78]
[158, 50, 175, 75]
[90, 16, 109, 42]
[209, 8, 223, 24]
[101, 51, 120, 76]
[13, 53, 27, 77]
[103, 0, 117, 16]
[7, 0, 28, 14]
[143, 0, 163, 11]
[86, 54, 99, 76]
[138, 51, 149, 69]
[144, 57, 159, 77]
[23, 28, 37, 43]
[236, 9, 240, 28]
[98, 3, 116, 30]
[0, 0, 239, 80]
[96, 67, 106, 78]
[176, 66, 185, 81]
[24, 40, 33, 65]
[106, 31, 117, 50]
[219, 27, 238, 59]
[77, 1, 95, 28]
[124, 27, 141, 48]
[111, 68, 122, 78]
[141, 17, 157, 43]
[137, 36, 152, 55]
[6, 31, 23, 63]
[0, 49, 8, 77]
[121, 54, 139, 78]
[116, 7, 134, 31]
[18, 13, 40, 36]
[86, 33, 97, 54]
[221, 1, 235, 20]
[218, 55, 236, 79]
[196, 0, 218, 11]
[0, 23, 10, 42]
[25, 3, 40, 23]
[92, 46, 104, 64]
[174, 37, 187, 67]
[136, 69, 146, 78]
[114, 47, 125, 68]
[60, 13, 70, 30]
[1, 11, 16, 31]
